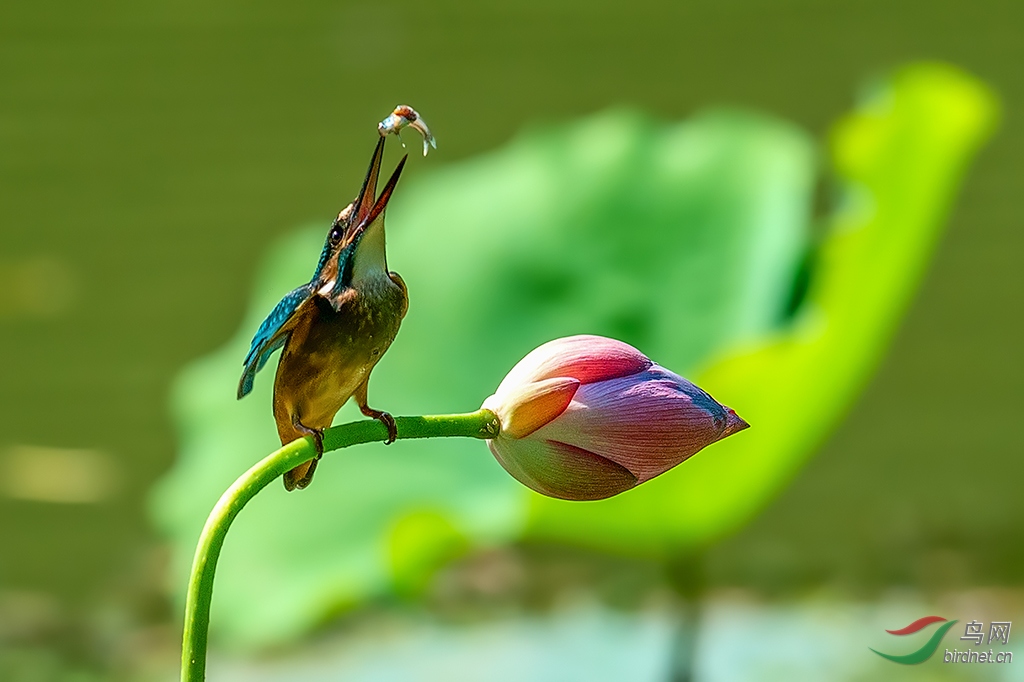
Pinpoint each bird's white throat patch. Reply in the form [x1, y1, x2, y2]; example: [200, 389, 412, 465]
[351, 218, 388, 286]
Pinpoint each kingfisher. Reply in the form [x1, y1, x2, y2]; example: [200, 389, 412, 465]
[237, 137, 409, 491]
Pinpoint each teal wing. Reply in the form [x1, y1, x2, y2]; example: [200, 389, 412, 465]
[237, 283, 315, 399]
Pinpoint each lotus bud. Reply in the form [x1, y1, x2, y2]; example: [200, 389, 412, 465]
[482, 335, 748, 501]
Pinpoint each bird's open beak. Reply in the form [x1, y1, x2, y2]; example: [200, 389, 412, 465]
[352, 137, 408, 232]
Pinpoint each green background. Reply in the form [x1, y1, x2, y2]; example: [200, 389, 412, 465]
[0, 1, 1020, 679]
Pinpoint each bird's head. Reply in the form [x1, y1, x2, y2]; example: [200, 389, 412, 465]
[314, 137, 407, 298]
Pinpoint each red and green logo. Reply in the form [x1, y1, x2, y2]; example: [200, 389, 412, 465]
[871, 616, 958, 664]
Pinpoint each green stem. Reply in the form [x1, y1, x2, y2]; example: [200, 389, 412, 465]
[180, 409, 500, 682]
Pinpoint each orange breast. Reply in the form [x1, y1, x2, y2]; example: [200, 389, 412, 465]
[271, 275, 407, 442]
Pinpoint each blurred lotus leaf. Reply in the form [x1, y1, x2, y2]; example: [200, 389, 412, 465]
[150, 63, 996, 647]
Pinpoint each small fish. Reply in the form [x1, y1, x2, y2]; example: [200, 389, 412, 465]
[378, 105, 437, 156]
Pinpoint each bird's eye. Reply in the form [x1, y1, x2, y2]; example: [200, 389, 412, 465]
[329, 225, 343, 245]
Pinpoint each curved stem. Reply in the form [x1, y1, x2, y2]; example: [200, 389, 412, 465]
[181, 409, 500, 682]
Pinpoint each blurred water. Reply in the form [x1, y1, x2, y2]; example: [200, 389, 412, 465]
[204, 594, 1024, 682]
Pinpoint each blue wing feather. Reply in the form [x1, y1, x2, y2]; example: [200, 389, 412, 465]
[237, 284, 315, 399]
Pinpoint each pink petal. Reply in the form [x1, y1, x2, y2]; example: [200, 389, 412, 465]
[488, 437, 638, 501]
[485, 377, 580, 438]
[531, 365, 738, 483]
[494, 335, 651, 395]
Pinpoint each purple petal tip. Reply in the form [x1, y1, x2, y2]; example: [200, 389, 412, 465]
[722, 407, 749, 436]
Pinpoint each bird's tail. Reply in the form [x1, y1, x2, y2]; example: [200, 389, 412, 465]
[283, 459, 318, 491]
